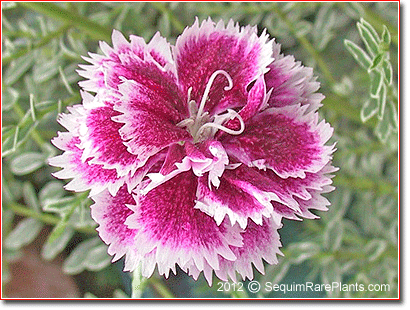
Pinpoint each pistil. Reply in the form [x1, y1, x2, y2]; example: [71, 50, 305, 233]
[177, 70, 245, 143]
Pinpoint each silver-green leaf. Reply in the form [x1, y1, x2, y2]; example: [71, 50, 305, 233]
[10, 152, 46, 175]
[370, 70, 383, 97]
[22, 182, 40, 213]
[63, 237, 110, 275]
[361, 98, 379, 122]
[377, 83, 387, 120]
[381, 25, 391, 47]
[4, 218, 43, 250]
[42, 227, 74, 261]
[357, 19, 380, 56]
[382, 60, 393, 85]
[344, 39, 372, 70]
[369, 53, 384, 71]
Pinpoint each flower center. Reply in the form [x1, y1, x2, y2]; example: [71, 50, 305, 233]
[177, 70, 245, 143]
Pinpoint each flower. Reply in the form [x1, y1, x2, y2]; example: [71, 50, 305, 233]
[49, 18, 337, 285]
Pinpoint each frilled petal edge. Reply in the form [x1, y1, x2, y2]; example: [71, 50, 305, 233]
[265, 42, 325, 113]
[90, 185, 138, 262]
[123, 171, 243, 279]
[174, 17, 274, 116]
[222, 104, 336, 179]
[185, 217, 282, 283]
[113, 80, 192, 164]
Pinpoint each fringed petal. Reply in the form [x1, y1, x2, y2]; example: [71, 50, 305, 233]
[265, 41, 325, 113]
[188, 217, 282, 283]
[174, 18, 274, 116]
[90, 185, 138, 262]
[49, 132, 126, 197]
[113, 80, 192, 165]
[124, 172, 243, 280]
[217, 217, 282, 282]
[222, 104, 336, 179]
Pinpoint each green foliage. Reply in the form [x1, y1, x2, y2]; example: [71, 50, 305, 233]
[4, 218, 44, 250]
[2, 2, 398, 299]
[62, 237, 111, 275]
[344, 18, 398, 143]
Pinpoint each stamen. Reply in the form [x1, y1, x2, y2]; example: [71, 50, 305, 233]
[196, 70, 233, 122]
[176, 118, 195, 128]
[188, 100, 198, 117]
[194, 109, 244, 141]
[187, 86, 193, 104]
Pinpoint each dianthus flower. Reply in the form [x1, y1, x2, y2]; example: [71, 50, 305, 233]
[49, 18, 337, 285]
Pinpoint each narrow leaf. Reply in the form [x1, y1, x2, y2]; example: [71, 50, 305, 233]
[286, 242, 321, 264]
[59, 66, 74, 94]
[294, 20, 312, 38]
[323, 220, 344, 251]
[41, 227, 74, 261]
[4, 218, 43, 250]
[360, 18, 381, 43]
[42, 196, 77, 215]
[23, 182, 40, 213]
[2, 87, 20, 111]
[321, 261, 342, 297]
[357, 21, 379, 56]
[2, 209, 15, 233]
[46, 219, 69, 244]
[3, 53, 34, 86]
[344, 39, 372, 70]
[267, 262, 291, 285]
[382, 60, 393, 85]
[39, 181, 65, 206]
[33, 57, 60, 83]
[364, 239, 387, 262]
[1, 127, 16, 157]
[29, 94, 36, 122]
[370, 70, 383, 97]
[369, 53, 384, 71]
[63, 237, 100, 274]
[375, 110, 393, 143]
[377, 84, 387, 120]
[10, 152, 46, 175]
[83, 244, 111, 271]
[313, 4, 336, 50]
[382, 25, 392, 46]
[20, 2, 111, 41]
[387, 101, 398, 132]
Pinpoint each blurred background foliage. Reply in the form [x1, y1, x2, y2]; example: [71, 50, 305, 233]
[1, 1, 398, 298]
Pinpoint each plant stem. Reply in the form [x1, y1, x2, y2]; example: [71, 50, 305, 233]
[5, 202, 97, 235]
[12, 103, 46, 150]
[20, 2, 111, 41]
[2, 24, 72, 65]
[131, 263, 148, 298]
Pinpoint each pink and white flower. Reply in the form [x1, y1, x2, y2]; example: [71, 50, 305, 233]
[49, 18, 337, 285]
